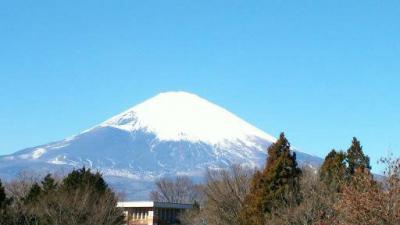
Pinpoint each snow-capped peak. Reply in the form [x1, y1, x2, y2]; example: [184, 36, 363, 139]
[101, 91, 276, 145]
[0, 91, 323, 200]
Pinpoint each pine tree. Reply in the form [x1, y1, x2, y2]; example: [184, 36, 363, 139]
[346, 137, 371, 175]
[241, 133, 302, 225]
[0, 180, 12, 225]
[0, 179, 10, 208]
[264, 133, 302, 210]
[0, 179, 6, 206]
[41, 174, 57, 192]
[24, 182, 42, 204]
[240, 170, 265, 225]
[62, 167, 107, 193]
[2, 170, 123, 225]
[319, 149, 347, 191]
[59, 168, 124, 225]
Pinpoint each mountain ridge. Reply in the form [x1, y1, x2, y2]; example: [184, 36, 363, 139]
[0, 91, 322, 199]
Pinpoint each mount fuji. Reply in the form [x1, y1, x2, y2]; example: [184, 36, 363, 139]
[0, 91, 322, 199]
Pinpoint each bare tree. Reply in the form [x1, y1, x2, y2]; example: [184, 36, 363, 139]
[268, 167, 339, 225]
[180, 165, 253, 225]
[29, 186, 123, 225]
[2, 168, 124, 225]
[4, 172, 38, 201]
[150, 175, 202, 204]
[335, 156, 400, 225]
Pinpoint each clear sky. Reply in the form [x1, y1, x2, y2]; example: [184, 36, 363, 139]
[0, 1, 399, 173]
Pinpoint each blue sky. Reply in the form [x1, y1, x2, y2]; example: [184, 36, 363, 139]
[0, 1, 399, 173]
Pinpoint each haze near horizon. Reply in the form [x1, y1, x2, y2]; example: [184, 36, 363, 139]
[0, 1, 399, 174]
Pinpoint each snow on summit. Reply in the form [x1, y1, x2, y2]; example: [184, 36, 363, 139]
[0, 91, 322, 200]
[101, 91, 276, 145]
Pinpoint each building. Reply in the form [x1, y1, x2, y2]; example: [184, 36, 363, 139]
[117, 201, 193, 225]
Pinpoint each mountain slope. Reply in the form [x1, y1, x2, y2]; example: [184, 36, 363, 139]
[0, 91, 322, 199]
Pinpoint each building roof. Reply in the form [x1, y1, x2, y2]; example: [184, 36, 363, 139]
[117, 201, 193, 209]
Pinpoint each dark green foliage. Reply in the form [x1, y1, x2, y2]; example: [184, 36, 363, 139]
[241, 133, 302, 225]
[23, 183, 41, 204]
[320, 149, 347, 191]
[192, 200, 200, 210]
[1, 168, 123, 225]
[262, 133, 302, 210]
[0, 179, 7, 206]
[62, 167, 107, 193]
[320, 138, 372, 192]
[1, 178, 41, 225]
[41, 174, 57, 192]
[346, 137, 371, 175]
[0, 179, 14, 225]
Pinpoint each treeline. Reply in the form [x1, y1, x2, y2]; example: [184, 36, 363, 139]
[152, 133, 400, 225]
[1, 134, 399, 225]
[0, 168, 124, 225]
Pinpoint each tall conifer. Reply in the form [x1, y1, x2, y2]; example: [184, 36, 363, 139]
[24, 182, 42, 204]
[62, 167, 107, 193]
[0, 179, 12, 225]
[346, 137, 371, 175]
[41, 174, 57, 192]
[0, 179, 7, 207]
[241, 133, 302, 225]
[319, 149, 347, 191]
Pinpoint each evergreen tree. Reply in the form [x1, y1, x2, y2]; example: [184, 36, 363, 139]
[319, 149, 347, 191]
[0, 180, 12, 225]
[58, 168, 123, 225]
[241, 133, 302, 225]
[1, 170, 123, 225]
[62, 167, 107, 193]
[0, 179, 6, 206]
[240, 170, 265, 225]
[0, 179, 11, 208]
[262, 133, 302, 209]
[24, 182, 42, 204]
[346, 137, 371, 175]
[41, 174, 57, 192]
